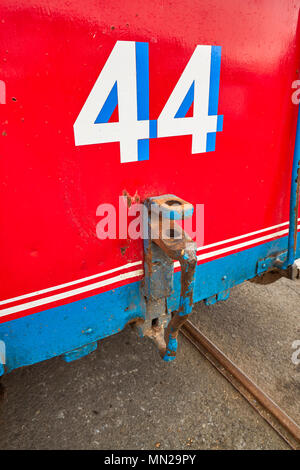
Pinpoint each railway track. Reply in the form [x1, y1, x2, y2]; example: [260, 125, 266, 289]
[181, 320, 300, 450]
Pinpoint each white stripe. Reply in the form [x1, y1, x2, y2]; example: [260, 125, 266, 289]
[0, 269, 144, 318]
[2, 219, 300, 311]
[173, 227, 294, 269]
[0, 261, 143, 306]
[197, 228, 291, 261]
[196, 219, 296, 253]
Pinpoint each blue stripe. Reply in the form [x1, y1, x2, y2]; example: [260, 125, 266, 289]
[138, 139, 149, 161]
[175, 81, 194, 118]
[1, 232, 299, 374]
[135, 42, 149, 121]
[94, 81, 118, 124]
[208, 46, 221, 116]
[217, 115, 223, 132]
[149, 120, 157, 139]
[206, 132, 216, 152]
[136, 42, 150, 160]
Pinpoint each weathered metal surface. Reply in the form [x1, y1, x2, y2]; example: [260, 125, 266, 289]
[1, 0, 300, 317]
[256, 250, 287, 275]
[142, 243, 174, 301]
[0, 0, 300, 371]
[287, 104, 300, 267]
[142, 195, 197, 361]
[62, 341, 98, 363]
[148, 194, 194, 220]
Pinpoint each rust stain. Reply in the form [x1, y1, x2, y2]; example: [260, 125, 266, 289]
[144, 241, 153, 275]
[120, 246, 128, 256]
[144, 197, 197, 358]
[122, 189, 140, 208]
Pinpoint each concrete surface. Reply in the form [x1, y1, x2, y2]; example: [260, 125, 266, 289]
[0, 277, 298, 450]
[191, 277, 300, 425]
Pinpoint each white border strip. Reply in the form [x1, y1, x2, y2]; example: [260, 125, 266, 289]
[0, 261, 143, 306]
[1, 219, 300, 312]
[0, 269, 144, 318]
[197, 227, 291, 261]
[174, 224, 300, 268]
[196, 220, 293, 252]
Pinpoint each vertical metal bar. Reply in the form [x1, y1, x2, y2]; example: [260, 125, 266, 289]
[287, 104, 300, 266]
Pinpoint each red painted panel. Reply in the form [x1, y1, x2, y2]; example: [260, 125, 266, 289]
[0, 0, 299, 302]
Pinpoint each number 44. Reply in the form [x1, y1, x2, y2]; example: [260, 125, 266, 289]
[74, 41, 223, 163]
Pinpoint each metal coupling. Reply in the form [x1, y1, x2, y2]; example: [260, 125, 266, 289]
[141, 195, 197, 362]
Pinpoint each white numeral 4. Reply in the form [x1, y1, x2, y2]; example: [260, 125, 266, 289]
[158, 45, 222, 154]
[74, 41, 150, 163]
[74, 41, 222, 163]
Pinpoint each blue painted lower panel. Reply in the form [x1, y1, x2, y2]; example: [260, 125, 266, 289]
[0, 233, 299, 374]
[168, 232, 300, 311]
[0, 282, 144, 373]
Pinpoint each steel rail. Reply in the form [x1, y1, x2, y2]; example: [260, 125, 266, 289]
[181, 320, 300, 450]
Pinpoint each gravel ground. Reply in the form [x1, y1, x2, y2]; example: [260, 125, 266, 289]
[0, 278, 298, 450]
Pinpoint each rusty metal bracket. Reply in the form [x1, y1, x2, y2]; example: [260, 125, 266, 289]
[256, 250, 287, 275]
[140, 194, 197, 362]
[251, 250, 300, 284]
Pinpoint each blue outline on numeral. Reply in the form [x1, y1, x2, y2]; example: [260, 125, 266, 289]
[206, 46, 223, 152]
[136, 42, 150, 161]
[94, 81, 118, 124]
[149, 119, 157, 139]
[93, 42, 222, 161]
[174, 81, 195, 118]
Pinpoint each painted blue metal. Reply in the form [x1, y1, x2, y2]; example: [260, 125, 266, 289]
[167, 232, 300, 313]
[163, 335, 178, 362]
[62, 341, 98, 363]
[217, 289, 231, 301]
[204, 288, 230, 306]
[0, 282, 144, 373]
[178, 251, 196, 317]
[143, 194, 197, 362]
[287, 104, 300, 267]
[257, 250, 287, 274]
[0, 232, 299, 374]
